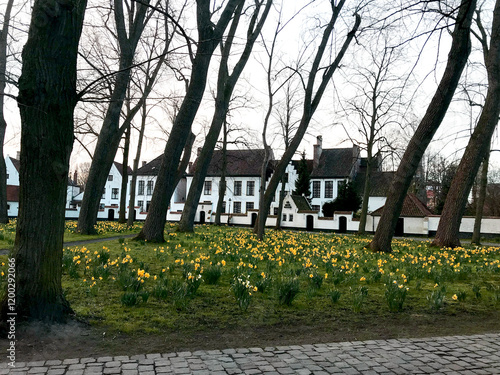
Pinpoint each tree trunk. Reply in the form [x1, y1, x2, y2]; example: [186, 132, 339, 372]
[432, 1, 500, 248]
[0, 0, 14, 224]
[358, 157, 373, 235]
[214, 122, 228, 226]
[255, 3, 360, 240]
[0, 0, 87, 322]
[368, 0, 476, 253]
[471, 149, 489, 245]
[136, 0, 244, 242]
[77, 0, 150, 234]
[119, 124, 130, 223]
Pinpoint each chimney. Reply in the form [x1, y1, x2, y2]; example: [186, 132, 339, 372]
[313, 136, 322, 169]
[351, 144, 360, 177]
[142, 161, 147, 167]
[73, 170, 78, 185]
[16, 151, 20, 160]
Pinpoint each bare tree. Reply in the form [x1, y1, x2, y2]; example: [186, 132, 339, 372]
[77, 0, 156, 234]
[254, 1, 361, 240]
[368, 0, 477, 253]
[0, 0, 87, 322]
[432, 0, 500, 248]
[178, 0, 273, 233]
[136, 0, 245, 242]
[339, 40, 406, 235]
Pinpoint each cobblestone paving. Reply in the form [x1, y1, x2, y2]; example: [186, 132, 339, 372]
[2, 333, 499, 374]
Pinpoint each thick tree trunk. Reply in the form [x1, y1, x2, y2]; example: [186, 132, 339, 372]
[0, 0, 87, 322]
[119, 125, 130, 223]
[432, 2, 500, 248]
[255, 4, 360, 240]
[368, 0, 476, 253]
[0, 0, 14, 224]
[471, 150, 489, 245]
[136, 0, 244, 242]
[77, 0, 150, 234]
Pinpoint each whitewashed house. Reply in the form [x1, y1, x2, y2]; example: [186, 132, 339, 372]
[130, 156, 187, 221]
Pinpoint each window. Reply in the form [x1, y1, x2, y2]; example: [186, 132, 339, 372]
[204, 181, 212, 195]
[246, 202, 254, 212]
[102, 188, 106, 199]
[99, 203, 105, 210]
[233, 201, 241, 213]
[221, 201, 226, 214]
[284, 201, 292, 209]
[234, 181, 242, 196]
[289, 214, 293, 222]
[282, 214, 286, 222]
[274, 207, 279, 215]
[246, 181, 255, 196]
[312, 205, 320, 212]
[147, 180, 154, 195]
[312, 181, 321, 198]
[108, 175, 113, 181]
[138, 200, 144, 211]
[325, 181, 333, 199]
[112, 188, 119, 199]
[138, 180, 145, 195]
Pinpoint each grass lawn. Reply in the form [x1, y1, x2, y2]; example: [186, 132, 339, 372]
[0, 220, 143, 249]
[0, 222, 499, 360]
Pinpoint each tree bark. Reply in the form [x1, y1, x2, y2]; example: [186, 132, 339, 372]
[136, 0, 245, 242]
[118, 124, 130, 223]
[178, 0, 272, 233]
[0, 0, 14, 224]
[214, 121, 228, 226]
[255, 2, 360, 240]
[0, 0, 87, 322]
[358, 151, 373, 235]
[471, 149, 489, 245]
[77, 0, 151, 234]
[432, 1, 500, 248]
[367, 0, 476, 253]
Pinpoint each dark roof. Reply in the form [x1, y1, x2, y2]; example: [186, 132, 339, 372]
[190, 149, 273, 177]
[310, 148, 358, 178]
[114, 161, 133, 176]
[9, 157, 20, 172]
[136, 155, 163, 176]
[372, 193, 433, 217]
[291, 159, 314, 175]
[291, 195, 312, 211]
[354, 171, 395, 197]
[6, 185, 19, 202]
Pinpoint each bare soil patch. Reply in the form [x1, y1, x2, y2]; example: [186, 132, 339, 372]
[5, 311, 499, 362]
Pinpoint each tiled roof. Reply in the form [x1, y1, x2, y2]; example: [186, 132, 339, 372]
[310, 148, 358, 178]
[190, 149, 273, 177]
[354, 171, 395, 197]
[291, 195, 312, 211]
[114, 161, 133, 176]
[6, 185, 19, 202]
[136, 155, 163, 176]
[371, 193, 433, 217]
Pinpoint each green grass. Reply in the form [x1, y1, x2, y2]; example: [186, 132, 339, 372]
[1, 223, 499, 340]
[0, 220, 143, 249]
